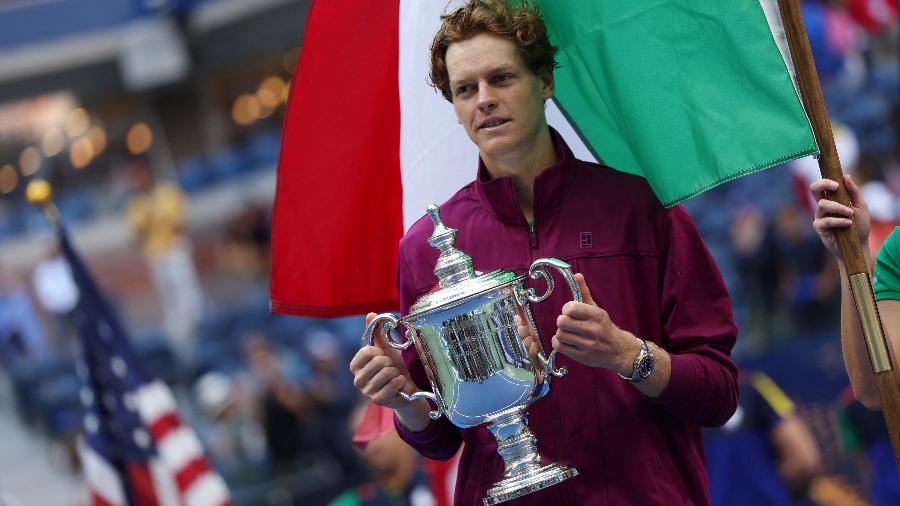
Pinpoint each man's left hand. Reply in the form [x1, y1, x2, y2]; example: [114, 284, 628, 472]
[552, 273, 643, 375]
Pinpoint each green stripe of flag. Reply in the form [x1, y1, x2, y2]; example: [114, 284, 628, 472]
[535, 0, 818, 207]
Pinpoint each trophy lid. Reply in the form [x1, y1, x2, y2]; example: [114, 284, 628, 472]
[407, 205, 519, 317]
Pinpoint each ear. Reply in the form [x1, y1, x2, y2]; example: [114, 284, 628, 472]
[539, 69, 554, 100]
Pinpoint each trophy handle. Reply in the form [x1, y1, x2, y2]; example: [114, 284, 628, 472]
[524, 258, 583, 378]
[362, 313, 411, 350]
[361, 314, 443, 420]
[399, 391, 442, 420]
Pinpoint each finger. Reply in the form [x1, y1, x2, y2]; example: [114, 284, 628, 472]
[551, 335, 581, 357]
[554, 329, 589, 349]
[809, 178, 839, 198]
[813, 217, 854, 232]
[574, 273, 595, 306]
[527, 340, 541, 358]
[844, 175, 867, 210]
[561, 301, 600, 321]
[362, 366, 401, 397]
[372, 376, 407, 404]
[556, 313, 591, 334]
[365, 312, 377, 327]
[353, 354, 393, 389]
[815, 198, 854, 218]
[349, 345, 381, 373]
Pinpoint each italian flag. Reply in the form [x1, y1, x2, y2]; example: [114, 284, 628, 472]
[270, 0, 817, 317]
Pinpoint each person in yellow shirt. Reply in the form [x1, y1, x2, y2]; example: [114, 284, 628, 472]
[125, 160, 204, 362]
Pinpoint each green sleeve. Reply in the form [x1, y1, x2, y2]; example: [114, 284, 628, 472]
[873, 228, 900, 301]
[328, 490, 361, 506]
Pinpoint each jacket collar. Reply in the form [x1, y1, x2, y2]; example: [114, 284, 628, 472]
[475, 127, 578, 225]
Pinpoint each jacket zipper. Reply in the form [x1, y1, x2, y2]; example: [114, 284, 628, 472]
[528, 222, 538, 249]
[527, 217, 568, 505]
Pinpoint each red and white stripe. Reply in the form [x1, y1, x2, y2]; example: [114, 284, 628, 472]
[271, 0, 594, 316]
[134, 381, 232, 506]
[80, 380, 231, 506]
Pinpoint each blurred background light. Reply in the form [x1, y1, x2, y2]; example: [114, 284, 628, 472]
[126, 121, 153, 155]
[65, 107, 90, 137]
[19, 146, 41, 175]
[40, 126, 65, 157]
[0, 164, 18, 194]
[70, 136, 94, 169]
[87, 125, 107, 155]
[231, 93, 260, 126]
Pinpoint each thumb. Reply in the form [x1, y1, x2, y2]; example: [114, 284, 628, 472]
[844, 174, 867, 210]
[574, 273, 596, 306]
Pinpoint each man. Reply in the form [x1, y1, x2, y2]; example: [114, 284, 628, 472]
[350, 1, 738, 504]
[810, 174, 899, 410]
[330, 403, 436, 506]
[705, 370, 822, 505]
[125, 159, 204, 363]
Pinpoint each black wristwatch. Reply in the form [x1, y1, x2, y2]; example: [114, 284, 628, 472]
[618, 339, 655, 383]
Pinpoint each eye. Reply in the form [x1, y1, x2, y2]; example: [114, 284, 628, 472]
[454, 84, 474, 97]
[494, 73, 513, 84]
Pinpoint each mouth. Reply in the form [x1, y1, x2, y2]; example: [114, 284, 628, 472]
[478, 118, 511, 130]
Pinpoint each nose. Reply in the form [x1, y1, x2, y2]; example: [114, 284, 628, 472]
[476, 83, 497, 112]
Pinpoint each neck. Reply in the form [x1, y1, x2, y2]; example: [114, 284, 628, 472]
[482, 127, 556, 223]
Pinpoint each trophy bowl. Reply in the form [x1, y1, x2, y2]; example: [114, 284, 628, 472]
[362, 205, 580, 505]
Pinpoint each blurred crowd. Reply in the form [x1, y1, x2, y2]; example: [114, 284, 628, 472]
[0, 0, 897, 505]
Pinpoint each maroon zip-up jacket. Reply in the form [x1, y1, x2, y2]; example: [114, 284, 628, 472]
[394, 129, 738, 505]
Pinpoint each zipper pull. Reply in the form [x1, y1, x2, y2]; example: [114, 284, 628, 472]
[528, 222, 538, 248]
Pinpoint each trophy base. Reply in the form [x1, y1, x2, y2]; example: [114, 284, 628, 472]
[483, 464, 578, 505]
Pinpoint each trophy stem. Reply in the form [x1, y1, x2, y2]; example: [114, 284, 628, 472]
[487, 407, 542, 478]
[483, 408, 578, 505]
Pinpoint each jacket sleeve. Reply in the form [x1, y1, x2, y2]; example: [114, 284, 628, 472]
[393, 246, 463, 460]
[649, 205, 740, 427]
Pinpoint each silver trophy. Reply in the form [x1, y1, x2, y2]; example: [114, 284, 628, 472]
[363, 205, 580, 505]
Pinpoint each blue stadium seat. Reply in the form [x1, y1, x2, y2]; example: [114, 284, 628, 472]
[177, 155, 212, 194]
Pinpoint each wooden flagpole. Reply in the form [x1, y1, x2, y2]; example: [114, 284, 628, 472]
[775, 0, 900, 467]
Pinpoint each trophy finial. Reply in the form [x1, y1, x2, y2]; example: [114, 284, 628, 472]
[426, 205, 476, 288]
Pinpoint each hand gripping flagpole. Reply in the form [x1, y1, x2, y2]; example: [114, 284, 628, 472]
[776, 0, 900, 468]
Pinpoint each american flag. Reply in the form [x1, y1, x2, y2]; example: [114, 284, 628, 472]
[60, 229, 232, 506]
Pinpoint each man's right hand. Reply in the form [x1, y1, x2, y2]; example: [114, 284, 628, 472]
[350, 313, 415, 410]
[350, 313, 434, 432]
[810, 175, 870, 262]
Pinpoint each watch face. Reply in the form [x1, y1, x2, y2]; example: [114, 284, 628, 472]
[636, 354, 655, 379]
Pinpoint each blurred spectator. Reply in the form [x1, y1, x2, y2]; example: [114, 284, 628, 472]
[240, 331, 312, 468]
[330, 403, 435, 506]
[304, 328, 362, 475]
[0, 270, 51, 366]
[30, 241, 79, 352]
[125, 158, 204, 363]
[224, 203, 271, 278]
[0, 270, 52, 423]
[771, 205, 841, 338]
[705, 370, 823, 505]
[193, 371, 267, 479]
[839, 389, 900, 506]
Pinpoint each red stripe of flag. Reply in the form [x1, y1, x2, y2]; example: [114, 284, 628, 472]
[126, 463, 160, 506]
[175, 457, 211, 493]
[90, 491, 116, 506]
[270, 0, 404, 317]
[148, 412, 181, 441]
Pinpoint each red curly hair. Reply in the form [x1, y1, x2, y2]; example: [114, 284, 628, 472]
[429, 0, 559, 102]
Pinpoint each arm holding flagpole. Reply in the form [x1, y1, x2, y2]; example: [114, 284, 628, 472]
[775, 0, 900, 468]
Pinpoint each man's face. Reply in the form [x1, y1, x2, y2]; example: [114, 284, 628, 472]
[445, 32, 553, 163]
